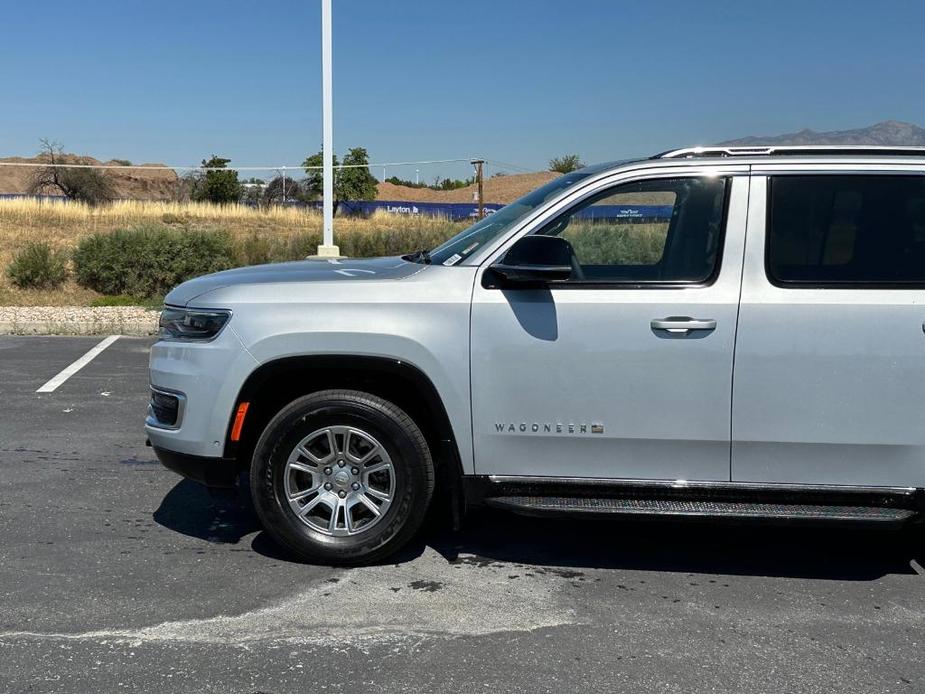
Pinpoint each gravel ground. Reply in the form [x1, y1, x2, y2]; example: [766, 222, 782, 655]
[0, 305, 158, 335]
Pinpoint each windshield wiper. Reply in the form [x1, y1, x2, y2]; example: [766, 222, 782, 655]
[403, 248, 432, 265]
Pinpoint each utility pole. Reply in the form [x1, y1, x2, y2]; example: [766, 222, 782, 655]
[471, 159, 485, 219]
[317, 0, 339, 257]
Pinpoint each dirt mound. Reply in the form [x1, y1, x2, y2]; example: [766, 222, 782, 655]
[377, 171, 557, 205]
[0, 154, 178, 200]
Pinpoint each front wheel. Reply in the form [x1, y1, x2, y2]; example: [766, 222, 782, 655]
[250, 390, 434, 565]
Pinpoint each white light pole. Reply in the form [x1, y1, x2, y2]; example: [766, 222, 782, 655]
[317, 0, 339, 257]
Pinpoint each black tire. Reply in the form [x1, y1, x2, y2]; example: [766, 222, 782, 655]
[250, 389, 434, 565]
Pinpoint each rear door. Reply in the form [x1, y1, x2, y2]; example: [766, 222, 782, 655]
[470, 168, 750, 480]
[732, 170, 925, 487]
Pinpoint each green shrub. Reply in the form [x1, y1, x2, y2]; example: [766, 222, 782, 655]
[73, 225, 236, 297]
[90, 295, 162, 308]
[250, 225, 458, 263]
[161, 212, 190, 225]
[338, 227, 448, 258]
[562, 222, 667, 265]
[278, 231, 322, 260]
[237, 231, 275, 266]
[6, 242, 68, 289]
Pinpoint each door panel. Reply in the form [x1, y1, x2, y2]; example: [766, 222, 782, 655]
[732, 174, 925, 487]
[470, 175, 749, 480]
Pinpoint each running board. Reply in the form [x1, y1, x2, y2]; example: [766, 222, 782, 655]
[464, 476, 924, 527]
[484, 496, 917, 525]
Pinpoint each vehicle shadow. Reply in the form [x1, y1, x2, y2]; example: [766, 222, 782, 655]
[154, 480, 925, 580]
[426, 509, 925, 581]
[152, 478, 428, 563]
[153, 479, 261, 544]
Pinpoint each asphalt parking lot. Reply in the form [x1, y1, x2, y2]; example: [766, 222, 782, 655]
[1, 335, 924, 693]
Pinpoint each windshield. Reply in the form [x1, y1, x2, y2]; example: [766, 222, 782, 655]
[425, 171, 593, 265]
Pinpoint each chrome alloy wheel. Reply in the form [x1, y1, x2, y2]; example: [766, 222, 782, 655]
[283, 425, 396, 536]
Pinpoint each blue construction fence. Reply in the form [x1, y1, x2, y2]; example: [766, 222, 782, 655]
[332, 200, 674, 222]
[333, 200, 503, 220]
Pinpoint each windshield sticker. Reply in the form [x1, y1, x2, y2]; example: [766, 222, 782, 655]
[462, 242, 480, 254]
[443, 253, 463, 266]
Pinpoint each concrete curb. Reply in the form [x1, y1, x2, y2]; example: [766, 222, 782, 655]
[0, 321, 157, 336]
[0, 307, 159, 336]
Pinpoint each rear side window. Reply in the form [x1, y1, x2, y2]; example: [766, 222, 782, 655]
[767, 175, 925, 286]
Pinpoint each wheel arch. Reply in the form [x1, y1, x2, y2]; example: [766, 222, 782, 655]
[225, 354, 466, 522]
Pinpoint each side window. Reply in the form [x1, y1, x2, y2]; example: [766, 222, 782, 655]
[534, 176, 729, 283]
[768, 175, 925, 286]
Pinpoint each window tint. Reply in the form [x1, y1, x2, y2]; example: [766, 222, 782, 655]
[531, 176, 728, 283]
[768, 175, 925, 286]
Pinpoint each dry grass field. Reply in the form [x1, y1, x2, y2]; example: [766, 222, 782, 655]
[0, 199, 466, 306]
[0, 181, 676, 306]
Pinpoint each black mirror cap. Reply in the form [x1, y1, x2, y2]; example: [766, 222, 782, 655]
[503, 235, 574, 267]
[486, 235, 575, 287]
[490, 263, 572, 284]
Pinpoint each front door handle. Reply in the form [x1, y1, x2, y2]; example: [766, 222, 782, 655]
[651, 317, 717, 333]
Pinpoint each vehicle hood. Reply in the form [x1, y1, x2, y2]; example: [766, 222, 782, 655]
[165, 256, 425, 306]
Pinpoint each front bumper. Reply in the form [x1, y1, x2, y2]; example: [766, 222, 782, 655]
[145, 325, 259, 458]
[153, 445, 239, 488]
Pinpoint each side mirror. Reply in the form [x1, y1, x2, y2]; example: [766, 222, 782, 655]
[490, 235, 574, 284]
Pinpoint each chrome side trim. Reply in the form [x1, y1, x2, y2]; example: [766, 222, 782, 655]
[486, 475, 917, 496]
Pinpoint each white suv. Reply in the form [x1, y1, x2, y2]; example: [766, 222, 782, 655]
[147, 146, 925, 564]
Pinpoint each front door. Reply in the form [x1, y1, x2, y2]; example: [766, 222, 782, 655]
[470, 173, 749, 480]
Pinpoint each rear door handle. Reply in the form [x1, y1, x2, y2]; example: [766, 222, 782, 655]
[651, 317, 717, 333]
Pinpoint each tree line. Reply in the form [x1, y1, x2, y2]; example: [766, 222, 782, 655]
[26, 140, 379, 211]
[25, 139, 589, 207]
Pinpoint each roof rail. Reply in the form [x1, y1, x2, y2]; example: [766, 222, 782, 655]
[654, 145, 925, 159]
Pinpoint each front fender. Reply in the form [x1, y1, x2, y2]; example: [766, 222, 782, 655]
[227, 297, 474, 474]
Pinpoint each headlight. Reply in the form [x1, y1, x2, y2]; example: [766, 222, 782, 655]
[158, 307, 231, 341]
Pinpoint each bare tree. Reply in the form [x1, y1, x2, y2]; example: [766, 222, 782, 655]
[174, 171, 200, 202]
[27, 139, 115, 205]
[263, 175, 297, 206]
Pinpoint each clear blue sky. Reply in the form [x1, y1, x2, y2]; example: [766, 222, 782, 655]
[1, 0, 923, 180]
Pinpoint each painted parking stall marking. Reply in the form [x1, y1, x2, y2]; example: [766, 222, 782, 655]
[35, 335, 121, 393]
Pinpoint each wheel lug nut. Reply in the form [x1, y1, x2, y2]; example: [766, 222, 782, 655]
[338, 490, 346, 498]
[351, 467, 359, 475]
[338, 460, 346, 468]
[352, 482, 360, 490]
[324, 482, 333, 491]
[324, 467, 332, 475]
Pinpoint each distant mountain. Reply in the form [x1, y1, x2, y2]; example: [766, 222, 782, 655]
[719, 120, 925, 147]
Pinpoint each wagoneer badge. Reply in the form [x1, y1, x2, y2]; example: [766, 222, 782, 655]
[495, 422, 605, 434]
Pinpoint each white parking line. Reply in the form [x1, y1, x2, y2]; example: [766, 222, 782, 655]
[35, 335, 121, 393]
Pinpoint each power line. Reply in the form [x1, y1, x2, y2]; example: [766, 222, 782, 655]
[484, 158, 537, 173]
[0, 156, 492, 173]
